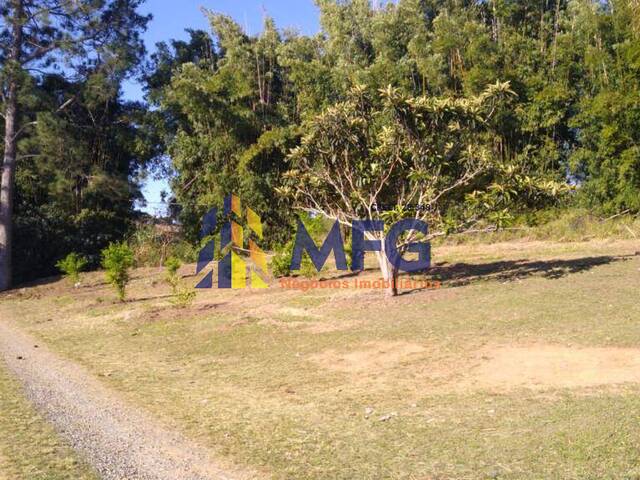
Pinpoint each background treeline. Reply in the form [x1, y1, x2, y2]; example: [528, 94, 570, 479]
[12, 74, 156, 283]
[1, 0, 153, 285]
[149, 0, 640, 238]
[4, 0, 640, 284]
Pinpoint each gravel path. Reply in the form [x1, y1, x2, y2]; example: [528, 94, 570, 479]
[0, 321, 256, 480]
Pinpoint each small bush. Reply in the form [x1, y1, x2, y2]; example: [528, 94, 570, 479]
[170, 286, 196, 308]
[163, 256, 196, 307]
[165, 256, 182, 294]
[101, 242, 134, 301]
[270, 215, 353, 279]
[270, 241, 294, 278]
[299, 256, 318, 279]
[269, 240, 323, 279]
[56, 253, 88, 285]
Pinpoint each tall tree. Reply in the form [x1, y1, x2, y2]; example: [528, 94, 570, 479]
[568, 0, 640, 213]
[12, 71, 154, 283]
[0, 0, 149, 290]
[148, 13, 300, 244]
[282, 82, 565, 296]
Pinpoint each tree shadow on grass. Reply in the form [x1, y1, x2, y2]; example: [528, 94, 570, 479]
[400, 253, 637, 296]
[12, 275, 60, 290]
[125, 294, 174, 304]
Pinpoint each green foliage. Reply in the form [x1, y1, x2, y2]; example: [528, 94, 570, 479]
[238, 126, 301, 246]
[270, 241, 295, 278]
[13, 205, 132, 284]
[285, 83, 565, 240]
[165, 256, 182, 277]
[148, 0, 639, 251]
[299, 259, 319, 279]
[9, 0, 640, 288]
[164, 257, 182, 294]
[438, 208, 640, 245]
[170, 287, 197, 309]
[269, 214, 345, 278]
[7, 0, 151, 286]
[163, 256, 196, 308]
[572, 89, 640, 213]
[270, 241, 318, 279]
[129, 224, 197, 268]
[101, 243, 135, 302]
[55, 253, 88, 285]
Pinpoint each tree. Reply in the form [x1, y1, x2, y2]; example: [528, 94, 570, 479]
[148, 13, 299, 245]
[568, 0, 640, 213]
[0, 0, 149, 290]
[282, 82, 565, 296]
[12, 71, 153, 283]
[101, 242, 134, 301]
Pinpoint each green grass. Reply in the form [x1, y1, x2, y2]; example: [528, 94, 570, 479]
[2, 239, 640, 479]
[437, 209, 640, 246]
[0, 365, 98, 480]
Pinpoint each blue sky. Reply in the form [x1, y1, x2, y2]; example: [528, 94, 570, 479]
[128, 1, 321, 215]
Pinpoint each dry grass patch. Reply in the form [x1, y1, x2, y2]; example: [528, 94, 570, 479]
[467, 344, 640, 390]
[310, 341, 428, 373]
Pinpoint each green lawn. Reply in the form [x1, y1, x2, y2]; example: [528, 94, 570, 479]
[0, 364, 97, 480]
[2, 239, 640, 479]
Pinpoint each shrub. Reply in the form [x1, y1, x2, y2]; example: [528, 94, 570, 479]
[129, 223, 197, 268]
[299, 256, 318, 279]
[163, 256, 196, 307]
[164, 257, 182, 294]
[269, 215, 353, 279]
[101, 242, 134, 301]
[170, 286, 196, 308]
[56, 253, 88, 285]
[269, 240, 322, 279]
[270, 241, 294, 278]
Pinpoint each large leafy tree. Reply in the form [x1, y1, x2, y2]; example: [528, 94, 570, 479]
[148, 13, 300, 245]
[13, 73, 152, 283]
[282, 82, 565, 296]
[0, 0, 149, 288]
[568, 0, 640, 213]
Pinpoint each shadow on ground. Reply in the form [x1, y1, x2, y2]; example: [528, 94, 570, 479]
[399, 253, 637, 295]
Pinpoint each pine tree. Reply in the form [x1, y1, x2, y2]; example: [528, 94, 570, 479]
[0, 0, 149, 290]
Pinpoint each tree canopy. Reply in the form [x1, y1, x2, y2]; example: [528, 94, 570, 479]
[1, 0, 150, 285]
[2, 0, 640, 287]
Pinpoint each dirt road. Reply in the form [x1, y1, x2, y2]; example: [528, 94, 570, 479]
[0, 321, 255, 480]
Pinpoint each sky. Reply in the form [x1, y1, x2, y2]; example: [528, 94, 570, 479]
[127, 0, 321, 216]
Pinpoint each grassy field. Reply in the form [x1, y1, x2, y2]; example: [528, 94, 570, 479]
[0, 364, 98, 480]
[2, 238, 640, 479]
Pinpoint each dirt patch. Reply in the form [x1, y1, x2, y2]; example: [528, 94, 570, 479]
[310, 341, 427, 373]
[468, 345, 640, 390]
[277, 306, 324, 319]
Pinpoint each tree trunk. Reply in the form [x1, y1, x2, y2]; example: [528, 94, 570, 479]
[551, 0, 561, 71]
[491, 0, 500, 43]
[0, 88, 18, 292]
[375, 242, 399, 298]
[0, 0, 23, 292]
[539, 0, 546, 54]
[387, 263, 399, 297]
